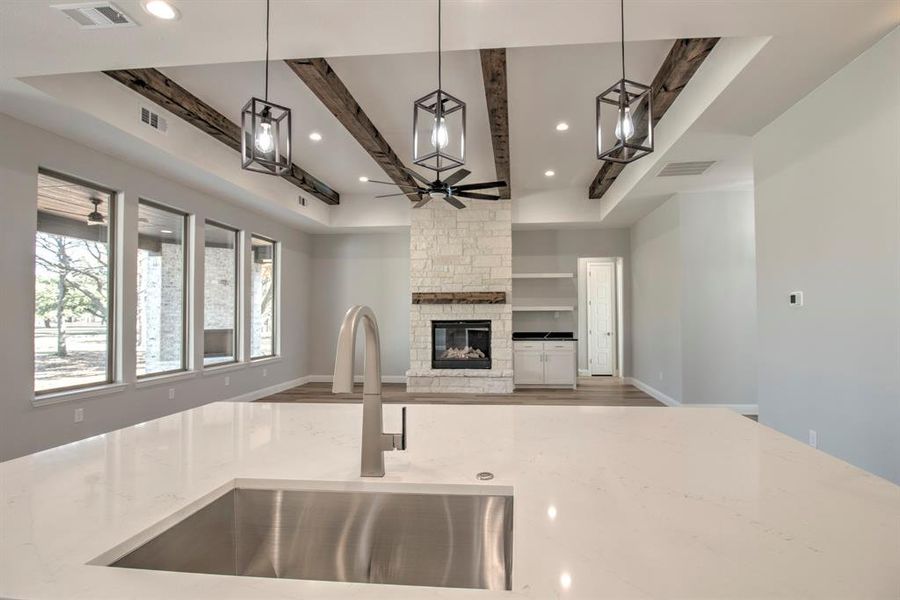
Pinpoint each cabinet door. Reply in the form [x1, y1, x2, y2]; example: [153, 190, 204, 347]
[544, 350, 576, 385]
[514, 351, 545, 384]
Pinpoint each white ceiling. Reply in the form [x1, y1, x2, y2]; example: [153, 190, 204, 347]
[1, 0, 898, 231]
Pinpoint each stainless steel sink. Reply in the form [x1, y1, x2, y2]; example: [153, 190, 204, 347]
[109, 487, 514, 591]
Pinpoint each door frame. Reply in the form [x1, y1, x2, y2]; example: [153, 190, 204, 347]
[577, 257, 624, 377]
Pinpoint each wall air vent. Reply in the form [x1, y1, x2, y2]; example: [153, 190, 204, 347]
[657, 161, 716, 177]
[52, 2, 136, 29]
[140, 107, 167, 133]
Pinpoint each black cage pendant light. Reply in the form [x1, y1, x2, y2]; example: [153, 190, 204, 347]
[413, 0, 466, 173]
[241, 0, 291, 176]
[596, 0, 653, 164]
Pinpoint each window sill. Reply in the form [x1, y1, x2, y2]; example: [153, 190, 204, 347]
[249, 356, 282, 367]
[134, 370, 198, 389]
[201, 361, 248, 376]
[33, 382, 130, 407]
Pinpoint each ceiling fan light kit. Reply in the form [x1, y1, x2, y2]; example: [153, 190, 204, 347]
[241, 0, 292, 176]
[597, 0, 654, 164]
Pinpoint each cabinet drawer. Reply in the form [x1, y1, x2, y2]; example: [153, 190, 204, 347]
[544, 341, 575, 351]
[514, 341, 543, 351]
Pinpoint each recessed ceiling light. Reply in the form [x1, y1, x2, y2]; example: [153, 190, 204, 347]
[359, 176, 369, 182]
[555, 122, 569, 131]
[308, 132, 322, 142]
[160, 229, 173, 234]
[544, 170, 556, 177]
[142, 0, 179, 20]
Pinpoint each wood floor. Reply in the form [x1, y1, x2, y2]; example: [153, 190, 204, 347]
[260, 376, 664, 407]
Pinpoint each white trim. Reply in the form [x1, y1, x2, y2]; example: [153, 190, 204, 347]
[224, 376, 312, 403]
[200, 360, 247, 376]
[306, 375, 407, 384]
[134, 370, 198, 389]
[248, 356, 282, 367]
[32, 382, 130, 407]
[512, 272, 574, 279]
[578, 368, 591, 377]
[625, 377, 680, 407]
[681, 404, 759, 416]
[625, 378, 759, 415]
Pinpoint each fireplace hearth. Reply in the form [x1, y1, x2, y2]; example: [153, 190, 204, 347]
[432, 320, 491, 369]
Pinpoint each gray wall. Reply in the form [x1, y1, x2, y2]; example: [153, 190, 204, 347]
[511, 228, 632, 374]
[753, 28, 899, 484]
[309, 232, 410, 378]
[0, 114, 311, 460]
[630, 190, 758, 407]
[630, 199, 682, 400]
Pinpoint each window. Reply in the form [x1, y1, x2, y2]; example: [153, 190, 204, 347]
[34, 171, 115, 394]
[136, 199, 188, 377]
[250, 235, 277, 359]
[203, 221, 239, 366]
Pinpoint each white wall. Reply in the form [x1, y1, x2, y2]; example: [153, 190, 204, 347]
[0, 114, 311, 460]
[309, 232, 410, 379]
[511, 228, 632, 374]
[753, 28, 900, 484]
[630, 199, 683, 401]
[630, 190, 758, 407]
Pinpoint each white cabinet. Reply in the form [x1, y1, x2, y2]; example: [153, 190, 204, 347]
[513, 340, 576, 388]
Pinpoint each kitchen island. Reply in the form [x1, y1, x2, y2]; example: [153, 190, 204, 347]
[1, 402, 898, 599]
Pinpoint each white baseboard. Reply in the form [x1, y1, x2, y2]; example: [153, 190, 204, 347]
[687, 403, 759, 416]
[578, 369, 591, 377]
[625, 378, 758, 415]
[224, 376, 312, 403]
[305, 375, 407, 385]
[625, 377, 680, 407]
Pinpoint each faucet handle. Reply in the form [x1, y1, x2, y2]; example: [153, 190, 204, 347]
[399, 406, 407, 451]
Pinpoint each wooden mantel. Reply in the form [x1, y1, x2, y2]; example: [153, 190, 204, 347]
[411, 292, 507, 305]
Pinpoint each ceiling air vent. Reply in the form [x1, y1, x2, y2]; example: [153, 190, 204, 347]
[52, 2, 136, 29]
[140, 107, 167, 133]
[657, 161, 716, 177]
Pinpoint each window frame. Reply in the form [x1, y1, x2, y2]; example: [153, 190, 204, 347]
[249, 233, 279, 361]
[34, 168, 118, 397]
[135, 197, 190, 379]
[202, 219, 241, 368]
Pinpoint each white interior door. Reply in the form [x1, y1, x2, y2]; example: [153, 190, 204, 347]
[587, 262, 616, 375]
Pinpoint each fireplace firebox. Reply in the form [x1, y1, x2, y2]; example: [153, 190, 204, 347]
[432, 320, 491, 369]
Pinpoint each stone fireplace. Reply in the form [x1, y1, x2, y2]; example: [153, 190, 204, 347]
[407, 199, 513, 393]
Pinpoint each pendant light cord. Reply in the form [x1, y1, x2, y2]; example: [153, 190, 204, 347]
[264, 0, 270, 101]
[620, 0, 626, 82]
[437, 0, 442, 91]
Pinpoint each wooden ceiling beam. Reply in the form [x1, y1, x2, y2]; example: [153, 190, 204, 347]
[103, 68, 340, 205]
[284, 58, 420, 202]
[588, 37, 719, 200]
[479, 48, 512, 200]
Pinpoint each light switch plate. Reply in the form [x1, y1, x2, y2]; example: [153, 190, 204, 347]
[74, 408, 84, 423]
[808, 429, 817, 448]
[789, 291, 804, 307]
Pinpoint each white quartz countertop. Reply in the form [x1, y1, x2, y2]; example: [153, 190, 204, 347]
[1, 402, 898, 599]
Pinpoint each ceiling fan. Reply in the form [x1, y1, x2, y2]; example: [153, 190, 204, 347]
[368, 167, 506, 209]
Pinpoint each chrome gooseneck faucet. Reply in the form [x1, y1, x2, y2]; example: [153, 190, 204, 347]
[333, 305, 406, 477]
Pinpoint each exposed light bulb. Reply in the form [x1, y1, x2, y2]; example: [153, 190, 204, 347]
[430, 116, 449, 149]
[255, 121, 275, 153]
[615, 106, 635, 141]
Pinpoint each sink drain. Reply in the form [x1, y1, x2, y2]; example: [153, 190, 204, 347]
[476, 472, 494, 481]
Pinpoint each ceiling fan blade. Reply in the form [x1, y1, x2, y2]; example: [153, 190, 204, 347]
[442, 169, 471, 186]
[367, 179, 421, 190]
[375, 193, 409, 198]
[413, 196, 433, 208]
[453, 180, 507, 191]
[444, 195, 466, 209]
[403, 167, 433, 186]
[455, 191, 501, 200]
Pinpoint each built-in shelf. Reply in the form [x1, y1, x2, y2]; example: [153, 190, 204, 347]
[512, 305, 575, 312]
[512, 272, 575, 279]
